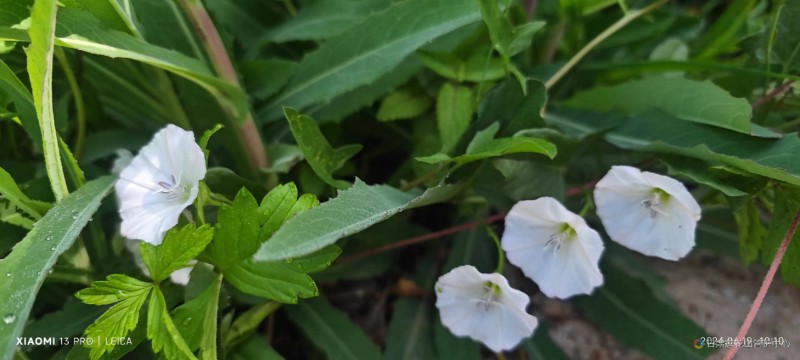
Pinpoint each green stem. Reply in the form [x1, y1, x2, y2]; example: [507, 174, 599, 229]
[177, 0, 269, 176]
[544, 0, 669, 89]
[483, 224, 504, 274]
[763, 2, 783, 97]
[54, 48, 87, 159]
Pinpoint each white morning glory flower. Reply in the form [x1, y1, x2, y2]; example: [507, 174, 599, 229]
[115, 124, 206, 245]
[501, 197, 604, 299]
[594, 165, 701, 261]
[435, 265, 538, 352]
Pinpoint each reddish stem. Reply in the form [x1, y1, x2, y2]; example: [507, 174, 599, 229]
[752, 81, 794, 109]
[724, 208, 800, 360]
[338, 178, 597, 265]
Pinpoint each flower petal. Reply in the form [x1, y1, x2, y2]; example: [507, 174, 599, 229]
[435, 266, 538, 352]
[502, 197, 604, 298]
[594, 165, 700, 260]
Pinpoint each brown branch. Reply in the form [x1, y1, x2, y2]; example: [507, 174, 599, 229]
[177, 0, 268, 174]
[752, 80, 794, 109]
[724, 208, 800, 360]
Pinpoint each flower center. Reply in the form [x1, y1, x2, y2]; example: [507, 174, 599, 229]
[545, 225, 574, 254]
[641, 189, 669, 218]
[473, 282, 502, 312]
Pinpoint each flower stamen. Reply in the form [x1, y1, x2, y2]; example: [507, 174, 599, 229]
[641, 191, 669, 218]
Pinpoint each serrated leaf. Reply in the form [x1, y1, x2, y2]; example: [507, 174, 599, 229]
[285, 297, 382, 360]
[564, 77, 752, 134]
[285, 108, 362, 189]
[260, 0, 481, 121]
[254, 180, 458, 262]
[141, 224, 214, 282]
[436, 83, 473, 153]
[76, 274, 153, 360]
[417, 122, 556, 165]
[172, 274, 222, 358]
[0, 176, 114, 359]
[0, 166, 51, 219]
[147, 288, 197, 360]
[573, 261, 713, 360]
[223, 260, 319, 303]
[207, 189, 261, 269]
[76, 274, 153, 305]
[377, 90, 432, 122]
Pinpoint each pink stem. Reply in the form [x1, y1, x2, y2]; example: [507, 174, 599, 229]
[724, 208, 800, 360]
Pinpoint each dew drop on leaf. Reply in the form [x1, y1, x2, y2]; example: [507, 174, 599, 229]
[45, 235, 53, 241]
[2, 314, 15, 324]
[182, 318, 192, 326]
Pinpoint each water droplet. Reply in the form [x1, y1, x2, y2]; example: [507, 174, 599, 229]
[71, 212, 79, 220]
[182, 318, 192, 326]
[5, 273, 11, 277]
[50, 247, 55, 251]
[48, 269, 53, 275]
[45, 235, 53, 241]
[89, 217, 94, 222]
[2, 314, 14, 324]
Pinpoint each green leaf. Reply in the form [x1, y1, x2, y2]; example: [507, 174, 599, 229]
[772, 0, 800, 71]
[0, 7, 250, 123]
[241, 59, 296, 101]
[436, 83, 473, 153]
[147, 288, 197, 360]
[0, 59, 39, 146]
[141, 224, 214, 282]
[563, 77, 752, 134]
[418, 50, 506, 83]
[662, 157, 747, 197]
[285, 297, 382, 360]
[0, 166, 51, 219]
[229, 336, 285, 360]
[261, 0, 481, 121]
[384, 256, 438, 360]
[284, 108, 362, 189]
[731, 196, 765, 265]
[207, 189, 261, 269]
[477, 78, 547, 136]
[22, 299, 105, 340]
[377, 89, 432, 122]
[417, 122, 557, 165]
[254, 180, 457, 262]
[76, 274, 153, 305]
[551, 110, 800, 186]
[28, 0, 69, 201]
[222, 260, 319, 304]
[267, 0, 392, 43]
[75, 274, 153, 360]
[308, 57, 423, 124]
[223, 302, 281, 350]
[508, 21, 546, 56]
[476, 0, 513, 58]
[172, 274, 222, 358]
[573, 261, 713, 360]
[0, 175, 114, 359]
[762, 187, 800, 286]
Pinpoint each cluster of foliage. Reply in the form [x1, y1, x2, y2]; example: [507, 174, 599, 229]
[1, 0, 799, 359]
